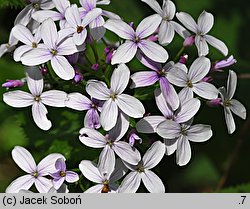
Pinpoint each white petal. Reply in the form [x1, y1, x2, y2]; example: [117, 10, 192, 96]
[230, 99, 246, 120]
[21, 48, 52, 66]
[224, 107, 236, 134]
[171, 21, 191, 39]
[167, 68, 188, 87]
[14, 45, 33, 62]
[197, 11, 214, 34]
[136, 116, 166, 133]
[116, 94, 145, 118]
[12, 24, 34, 45]
[118, 171, 141, 193]
[73, 30, 87, 46]
[143, 141, 165, 170]
[84, 184, 103, 193]
[53, 0, 70, 14]
[14, 5, 34, 26]
[141, 0, 163, 15]
[195, 35, 209, 57]
[109, 158, 128, 182]
[176, 136, 191, 166]
[227, 70, 237, 99]
[176, 12, 197, 33]
[158, 21, 175, 45]
[141, 170, 165, 193]
[98, 146, 115, 175]
[6, 175, 35, 193]
[41, 18, 58, 49]
[32, 10, 63, 23]
[66, 92, 91, 110]
[57, 37, 78, 56]
[156, 120, 181, 139]
[205, 35, 228, 56]
[79, 160, 103, 183]
[130, 71, 159, 88]
[34, 177, 53, 193]
[193, 82, 218, 100]
[187, 124, 212, 142]
[3, 91, 34, 108]
[154, 88, 173, 118]
[178, 87, 194, 104]
[164, 138, 178, 155]
[41, 90, 67, 107]
[86, 80, 110, 100]
[81, 8, 102, 28]
[79, 127, 106, 148]
[162, 0, 176, 19]
[12, 146, 36, 173]
[65, 4, 81, 28]
[26, 67, 43, 96]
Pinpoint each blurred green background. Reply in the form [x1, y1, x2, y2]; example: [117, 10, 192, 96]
[0, 0, 250, 192]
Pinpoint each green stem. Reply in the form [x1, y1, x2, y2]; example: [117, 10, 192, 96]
[90, 42, 99, 63]
[174, 46, 185, 62]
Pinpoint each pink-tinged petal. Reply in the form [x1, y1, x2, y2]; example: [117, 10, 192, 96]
[230, 99, 246, 120]
[5, 175, 35, 193]
[32, 102, 52, 131]
[224, 107, 236, 134]
[66, 93, 91, 110]
[136, 51, 161, 71]
[12, 146, 36, 173]
[55, 158, 66, 171]
[51, 56, 75, 80]
[227, 70, 237, 99]
[141, 170, 165, 193]
[136, 14, 161, 39]
[141, 0, 163, 15]
[136, 116, 166, 133]
[110, 63, 130, 94]
[57, 37, 78, 55]
[143, 141, 165, 170]
[84, 109, 101, 129]
[193, 82, 218, 100]
[113, 141, 141, 165]
[104, 19, 135, 40]
[187, 124, 212, 142]
[14, 45, 33, 62]
[205, 35, 228, 56]
[195, 35, 209, 56]
[21, 48, 52, 66]
[41, 90, 67, 107]
[109, 158, 128, 182]
[81, 8, 102, 27]
[175, 98, 201, 124]
[66, 171, 79, 183]
[100, 99, 118, 131]
[167, 68, 188, 87]
[164, 138, 178, 155]
[79, 160, 104, 183]
[176, 12, 197, 33]
[86, 80, 110, 100]
[138, 40, 168, 63]
[118, 171, 141, 193]
[79, 127, 106, 148]
[32, 10, 63, 23]
[3, 91, 34, 108]
[116, 94, 145, 118]
[171, 21, 191, 39]
[156, 120, 181, 139]
[65, 4, 81, 28]
[176, 136, 191, 166]
[189, 56, 211, 83]
[178, 87, 194, 104]
[41, 18, 58, 49]
[111, 41, 137, 65]
[98, 146, 115, 175]
[197, 11, 214, 34]
[130, 71, 158, 88]
[12, 24, 34, 45]
[26, 67, 43, 96]
[53, 177, 65, 190]
[84, 184, 103, 193]
[158, 21, 175, 45]
[14, 5, 34, 26]
[53, 0, 70, 14]
[73, 29, 87, 46]
[34, 177, 53, 193]
[154, 88, 173, 118]
[80, 0, 96, 9]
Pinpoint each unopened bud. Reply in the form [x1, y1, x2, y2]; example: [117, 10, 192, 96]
[179, 54, 188, 64]
[91, 63, 99, 71]
[2, 79, 24, 88]
[183, 35, 195, 47]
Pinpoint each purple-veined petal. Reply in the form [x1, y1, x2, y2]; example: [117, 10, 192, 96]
[66, 92, 91, 110]
[224, 107, 235, 134]
[118, 171, 141, 193]
[12, 146, 36, 173]
[40, 0, 55, 10]
[141, 0, 163, 15]
[230, 99, 246, 120]
[116, 94, 145, 118]
[136, 51, 161, 71]
[136, 14, 161, 39]
[73, 29, 87, 46]
[100, 99, 118, 131]
[41, 90, 67, 107]
[41, 18, 58, 49]
[5, 175, 35, 193]
[53, 0, 70, 14]
[89, 15, 105, 28]
[143, 141, 165, 170]
[84, 184, 103, 193]
[193, 82, 218, 100]
[154, 88, 173, 118]
[195, 35, 209, 56]
[80, 0, 96, 10]
[110, 63, 130, 94]
[111, 41, 137, 65]
[65, 171, 79, 183]
[141, 170, 165, 193]
[156, 120, 181, 139]
[79, 160, 104, 183]
[79, 127, 106, 148]
[53, 177, 65, 190]
[162, 0, 176, 19]
[26, 67, 43, 96]
[205, 35, 228, 56]
[138, 40, 168, 63]
[227, 70, 237, 99]
[176, 136, 191, 166]
[32, 10, 63, 23]
[84, 109, 101, 129]
[81, 8, 102, 28]
[14, 45, 33, 62]
[21, 48, 52, 66]
[3, 91, 34, 108]
[34, 177, 53, 193]
[164, 138, 178, 155]
[86, 80, 110, 100]
[98, 145, 115, 175]
[65, 4, 81, 28]
[187, 124, 212, 142]
[178, 87, 194, 104]
[57, 37, 78, 55]
[130, 71, 159, 88]
[197, 11, 214, 34]
[136, 116, 166, 133]
[158, 21, 175, 45]
[167, 67, 188, 87]
[55, 158, 66, 171]
[12, 24, 34, 45]
[171, 21, 191, 39]
[176, 12, 197, 33]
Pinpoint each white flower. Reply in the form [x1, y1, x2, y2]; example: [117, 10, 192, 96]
[219, 70, 246, 134]
[0, 31, 18, 58]
[3, 67, 67, 130]
[118, 141, 165, 193]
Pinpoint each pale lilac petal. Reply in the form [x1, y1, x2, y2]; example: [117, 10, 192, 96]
[154, 88, 173, 118]
[79, 127, 106, 148]
[143, 141, 165, 170]
[51, 56, 75, 80]
[98, 146, 115, 175]
[104, 19, 135, 40]
[197, 11, 214, 34]
[90, 26, 106, 41]
[136, 116, 166, 133]
[32, 102, 51, 130]
[65, 4, 81, 28]
[79, 160, 104, 183]
[109, 158, 128, 182]
[187, 124, 212, 142]
[206, 34, 229, 57]
[171, 21, 191, 39]
[32, 10, 63, 23]
[230, 99, 246, 119]
[6, 175, 35, 193]
[41, 90, 67, 107]
[57, 37, 78, 55]
[66, 93, 91, 110]
[66, 171, 79, 183]
[12, 146, 36, 173]
[34, 177, 53, 193]
[138, 40, 168, 63]
[224, 107, 235, 134]
[110, 63, 130, 94]
[84, 109, 101, 129]
[111, 41, 137, 65]
[53, 177, 65, 190]
[40, 1, 55, 10]
[116, 94, 145, 118]
[3, 91, 34, 108]
[178, 87, 194, 104]
[12, 24, 34, 45]
[227, 70, 237, 99]
[156, 120, 181, 139]
[89, 15, 105, 28]
[158, 21, 175, 45]
[141, 0, 163, 15]
[80, 0, 96, 10]
[176, 12, 197, 33]
[101, 9, 120, 19]
[84, 184, 103, 193]
[26, 67, 43, 96]
[164, 138, 178, 155]
[130, 71, 159, 88]
[162, 0, 176, 19]
[118, 171, 141, 193]
[136, 14, 161, 39]
[55, 158, 66, 171]
[86, 80, 110, 100]
[14, 45, 33, 62]
[81, 8, 102, 28]
[41, 19, 58, 49]
[193, 82, 218, 100]
[53, 0, 70, 14]
[73, 29, 87, 46]
[195, 35, 209, 56]
[141, 170, 165, 193]
[14, 4, 34, 26]
[176, 136, 191, 166]
[167, 68, 188, 87]
[21, 48, 52, 66]
[136, 51, 161, 71]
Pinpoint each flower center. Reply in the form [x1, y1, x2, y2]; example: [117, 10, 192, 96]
[6, 43, 11, 48]
[110, 93, 117, 101]
[106, 140, 113, 147]
[180, 127, 187, 136]
[187, 80, 193, 88]
[34, 96, 41, 102]
[91, 103, 97, 109]
[60, 171, 66, 177]
[134, 36, 140, 44]
[32, 3, 40, 9]
[77, 26, 84, 34]
[101, 180, 109, 193]
[163, 16, 170, 21]
[137, 165, 145, 173]
[33, 171, 39, 178]
[51, 49, 58, 56]
[32, 42, 37, 48]
[158, 69, 166, 77]
[223, 100, 231, 107]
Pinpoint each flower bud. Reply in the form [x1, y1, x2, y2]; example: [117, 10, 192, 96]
[207, 98, 222, 107]
[128, 130, 142, 146]
[2, 79, 24, 88]
[211, 55, 236, 71]
[183, 35, 195, 47]
[179, 54, 188, 64]
[91, 63, 99, 71]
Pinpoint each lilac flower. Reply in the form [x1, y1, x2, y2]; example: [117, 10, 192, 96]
[0, 31, 18, 58]
[118, 141, 165, 193]
[128, 130, 142, 147]
[104, 14, 168, 64]
[79, 112, 141, 172]
[66, 92, 102, 129]
[20, 18, 78, 80]
[156, 119, 213, 166]
[176, 11, 228, 56]
[3, 67, 67, 130]
[141, 0, 190, 45]
[79, 158, 127, 193]
[131, 52, 179, 110]
[50, 158, 79, 190]
[64, 4, 102, 46]
[212, 55, 236, 71]
[2, 80, 24, 89]
[167, 56, 218, 102]
[6, 146, 65, 193]
[219, 70, 246, 134]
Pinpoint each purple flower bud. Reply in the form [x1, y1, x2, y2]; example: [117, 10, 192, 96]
[2, 79, 24, 88]
[128, 130, 142, 146]
[40, 66, 49, 76]
[212, 55, 236, 71]
[91, 63, 99, 71]
[147, 35, 158, 42]
[202, 76, 213, 83]
[73, 71, 83, 84]
[86, 33, 94, 44]
[179, 54, 188, 64]
[106, 49, 115, 63]
[66, 52, 79, 65]
[207, 98, 222, 107]
[183, 35, 195, 47]
[104, 46, 111, 55]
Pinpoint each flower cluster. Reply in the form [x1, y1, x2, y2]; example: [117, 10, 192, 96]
[1, 0, 246, 193]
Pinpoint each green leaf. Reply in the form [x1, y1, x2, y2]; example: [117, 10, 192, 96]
[0, 0, 25, 8]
